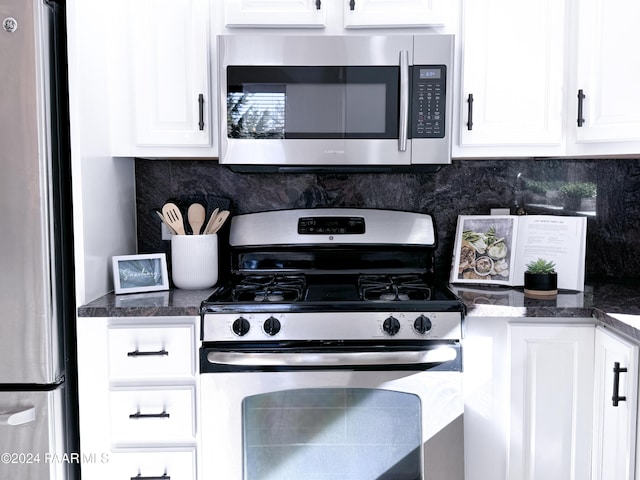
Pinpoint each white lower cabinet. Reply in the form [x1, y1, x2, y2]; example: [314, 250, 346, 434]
[77, 316, 199, 479]
[464, 317, 595, 480]
[109, 448, 197, 480]
[591, 326, 638, 480]
[507, 323, 594, 480]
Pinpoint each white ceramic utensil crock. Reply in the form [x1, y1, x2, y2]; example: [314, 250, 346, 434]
[171, 233, 218, 289]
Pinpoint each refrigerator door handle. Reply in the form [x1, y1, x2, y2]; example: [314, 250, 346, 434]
[0, 406, 36, 426]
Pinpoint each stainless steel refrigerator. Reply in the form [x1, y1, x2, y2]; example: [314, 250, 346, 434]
[0, 0, 78, 478]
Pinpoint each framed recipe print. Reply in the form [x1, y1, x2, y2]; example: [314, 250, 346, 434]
[112, 253, 169, 294]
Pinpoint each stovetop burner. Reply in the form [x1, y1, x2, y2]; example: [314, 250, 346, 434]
[231, 275, 306, 303]
[228, 273, 435, 304]
[203, 272, 461, 310]
[358, 274, 432, 302]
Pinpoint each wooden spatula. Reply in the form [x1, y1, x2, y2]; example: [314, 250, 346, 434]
[162, 202, 186, 235]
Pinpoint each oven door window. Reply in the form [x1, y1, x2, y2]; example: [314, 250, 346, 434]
[226, 66, 399, 140]
[242, 387, 421, 480]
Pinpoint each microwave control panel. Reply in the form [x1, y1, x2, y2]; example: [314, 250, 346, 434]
[411, 65, 446, 139]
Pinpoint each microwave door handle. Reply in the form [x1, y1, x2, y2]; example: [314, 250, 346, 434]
[398, 50, 409, 152]
[207, 347, 457, 367]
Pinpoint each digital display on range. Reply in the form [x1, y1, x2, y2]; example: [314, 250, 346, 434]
[298, 217, 365, 234]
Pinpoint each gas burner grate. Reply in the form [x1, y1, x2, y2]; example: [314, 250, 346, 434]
[358, 274, 431, 302]
[231, 275, 306, 303]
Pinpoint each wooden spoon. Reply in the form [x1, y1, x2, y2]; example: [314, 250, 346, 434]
[161, 202, 186, 235]
[206, 210, 230, 235]
[202, 208, 219, 237]
[187, 203, 206, 235]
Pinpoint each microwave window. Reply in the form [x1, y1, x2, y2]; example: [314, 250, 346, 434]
[227, 66, 399, 140]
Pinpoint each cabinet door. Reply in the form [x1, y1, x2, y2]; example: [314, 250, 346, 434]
[572, 0, 640, 151]
[591, 327, 638, 480]
[455, 0, 566, 157]
[224, 0, 327, 28]
[130, 0, 212, 147]
[343, 0, 445, 28]
[508, 324, 594, 480]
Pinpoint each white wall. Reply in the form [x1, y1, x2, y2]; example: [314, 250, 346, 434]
[66, 0, 137, 305]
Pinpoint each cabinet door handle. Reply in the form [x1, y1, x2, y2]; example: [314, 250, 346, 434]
[129, 411, 170, 419]
[130, 474, 170, 480]
[349, 0, 356, 10]
[127, 349, 168, 357]
[577, 89, 585, 127]
[316, 0, 321, 9]
[612, 361, 628, 407]
[466, 93, 474, 130]
[198, 93, 205, 131]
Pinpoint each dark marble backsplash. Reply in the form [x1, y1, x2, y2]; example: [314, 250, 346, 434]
[135, 158, 640, 280]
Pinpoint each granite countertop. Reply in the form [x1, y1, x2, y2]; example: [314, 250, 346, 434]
[77, 279, 640, 341]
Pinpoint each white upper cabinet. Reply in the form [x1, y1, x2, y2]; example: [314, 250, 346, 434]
[343, 0, 445, 28]
[454, 0, 567, 158]
[223, 0, 447, 29]
[570, 0, 640, 155]
[224, 0, 327, 28]
[109, 0, 216, 157]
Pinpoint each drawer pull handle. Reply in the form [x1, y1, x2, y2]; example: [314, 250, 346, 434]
[127, 349, 169, 357]
[612, 361, 628, 407]
[129, 411, 170, 419]
[131, 475, 170, 480]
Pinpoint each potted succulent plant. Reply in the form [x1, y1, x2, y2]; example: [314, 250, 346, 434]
[524, 258, 558, 297]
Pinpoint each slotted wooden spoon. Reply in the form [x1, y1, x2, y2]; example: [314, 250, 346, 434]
[187, 203, 206, 235]
[161, 202, 186, 235]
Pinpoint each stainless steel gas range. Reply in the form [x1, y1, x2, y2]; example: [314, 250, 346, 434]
[200, 208, 465, 480]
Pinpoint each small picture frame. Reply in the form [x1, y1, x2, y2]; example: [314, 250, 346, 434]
[112, 253, 169, 295]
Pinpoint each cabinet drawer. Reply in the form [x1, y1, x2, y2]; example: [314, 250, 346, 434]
[110, 447, 196, 480]
[108, 324, 195, 379]
[110, 386, 196, 445]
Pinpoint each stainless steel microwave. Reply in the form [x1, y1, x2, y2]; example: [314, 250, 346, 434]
[217, 34, 454, 172]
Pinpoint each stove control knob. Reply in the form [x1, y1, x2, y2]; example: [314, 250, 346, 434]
[383, 316, 401, 336]
[232, 317, 250, 337]
[414, 315, 433, 335]
[263, 316, 281, 336]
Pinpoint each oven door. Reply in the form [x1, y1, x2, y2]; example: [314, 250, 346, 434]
[200, 343, 463, 480]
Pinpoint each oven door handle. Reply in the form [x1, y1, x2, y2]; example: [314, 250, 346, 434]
[206, 346, 457, 367]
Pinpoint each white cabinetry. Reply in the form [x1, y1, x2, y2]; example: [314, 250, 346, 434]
[108, 0, 216, 157]
[343, 0, 445, 28]
[455, 0, 566, 158]
[456, 0, 640, 159]
[77, 317, 199, 479]
[224, 0, 327, 28]
[222, 0, 446, 29]
[569, 0, 640, 155]
[464, 317, 595, 480]
[507, 323, 594, 480]
[591, 326, 638, 480]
